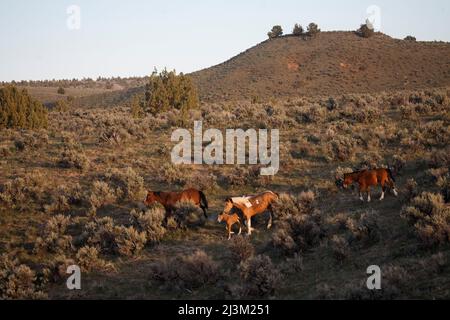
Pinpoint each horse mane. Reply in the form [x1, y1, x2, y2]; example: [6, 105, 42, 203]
[386, 168, 396, 182]
[345, 170, 365, 178]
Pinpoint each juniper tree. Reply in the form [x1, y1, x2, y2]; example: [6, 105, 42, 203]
[268, 25, 283, 39]
[307, 23, 320, 36]
[144, 69, 199, 116]
[293, 24, 304, 36]
[357, 21, 375, 38]
[0, 86, 48, 129]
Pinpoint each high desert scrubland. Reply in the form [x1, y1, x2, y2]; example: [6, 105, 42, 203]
[1, 31, 450, 300]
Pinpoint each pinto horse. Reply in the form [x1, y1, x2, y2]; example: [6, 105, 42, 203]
[341, 168, 398, 202]
[144, 188, 209, 218]
[221, 191, 279, 236]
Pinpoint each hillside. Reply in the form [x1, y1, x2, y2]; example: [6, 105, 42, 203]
[1, 87, 449, 299]
[191, 32, 450, 101]
[8, 32, 450, 107]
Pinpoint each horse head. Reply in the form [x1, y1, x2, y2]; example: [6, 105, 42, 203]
[217, 213, 225, 223]
[342, 174, 354, 190]
[144, 191, 159, 206]
[222, 198, 234, 215]
[335, 176, 344, 189]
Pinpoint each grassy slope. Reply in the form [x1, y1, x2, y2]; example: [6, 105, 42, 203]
[1, 95, 443, 299]
[12, 32, 450, 109]
[191, 32, 450, 101]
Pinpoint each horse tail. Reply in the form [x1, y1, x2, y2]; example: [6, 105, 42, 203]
[387, 168, 396, 183]
[199, 191, 209, 218]
[199, 190, 209, 210]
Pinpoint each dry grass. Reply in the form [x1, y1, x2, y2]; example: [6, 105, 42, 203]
[0, 85, 449, 300]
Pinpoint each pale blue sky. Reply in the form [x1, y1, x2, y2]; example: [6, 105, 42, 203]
[1, 0, 449, 81]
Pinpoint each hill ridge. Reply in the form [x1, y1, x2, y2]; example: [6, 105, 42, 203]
[190, 31, 450, 101]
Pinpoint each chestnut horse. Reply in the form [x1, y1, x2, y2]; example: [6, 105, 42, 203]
[342, 168, 398, 202]
[221, 191, 279, 235]
[144, 188, 208, 218]
[217, 213, 242, 240]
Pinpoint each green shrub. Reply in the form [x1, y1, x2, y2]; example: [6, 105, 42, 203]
[238, 255, 282, 298]
[76, 246, 115, 272]
[34, 215, 73, 254]
[43, 255, 75, 283]
[173, 201, 206, 228]
[105, 167, 146, 202]
[401, 192, 450, 246]
[0, 173, 46, 210]
[329, 235, 350, 264]
[130, 206, 166, 244]
[157, 163, 189, 186]
[144, 69, 199, 115]
[437, 174, 450, 203]
[130, 95, 144, 119]
[307, 23, 320, 36]
[0, 86, 48, 129]
[404, 179, 419, 202]
[88, 181, 118, 213]
[228, 236, 255, 264]
[149, 250, 220, 290]
[54, 99, 69, 112]
[82, 217, 147, 256]
[83, 217, 117, 254]
[271, 192, 325, 255]
[268, 25, 283, 39]
[357, 22, 375, 38]
[327, 136, 356, 162]
[292, 24, 304, 36]
[345, 211, 381, 246]
[113, 226, 147, 257]
[0, 254, 46, 299]
[58, 145, 90, 172]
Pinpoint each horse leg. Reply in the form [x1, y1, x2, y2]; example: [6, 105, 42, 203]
[227, 225, 232, 240]
[359, 185, 365, 202]
[267, 206, 273, 229]
[229, 223, 235, 235]
[201, 206, 208, 219]
[391, 181, 399, 197]
[163, 207, 171, 226]
[367, 187, 371, 202]
[267, 213, 273, 230]
[247, 217, 253, 235]
[379, 187, 385, 201]
[238, 221, 242, 235]
[379, 182, 386, 201]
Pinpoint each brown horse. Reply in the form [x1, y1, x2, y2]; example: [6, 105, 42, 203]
[342, 168, 398, 202]
[144, 188, 208, 218]
[221, 191, 279, 235]
[217, 213, 242, 240]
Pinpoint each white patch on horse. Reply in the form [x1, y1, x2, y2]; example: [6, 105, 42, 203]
[232, 197, 253, 208]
